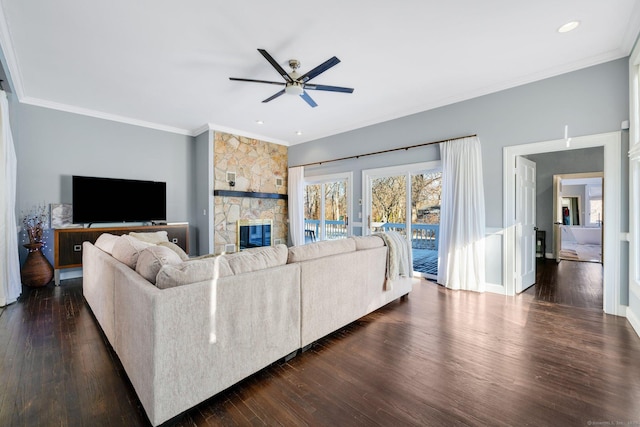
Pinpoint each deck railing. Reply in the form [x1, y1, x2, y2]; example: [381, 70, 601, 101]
[304, 219, 439, 250]
[371, 222, 439, 250]
[304, 219, 347, 240]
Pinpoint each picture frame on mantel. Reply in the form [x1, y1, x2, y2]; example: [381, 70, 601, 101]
[50, 203, 81, 228]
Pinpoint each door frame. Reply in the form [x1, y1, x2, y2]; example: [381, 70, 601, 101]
[503, 131, 621, 315]
[552, 172, 603, 261]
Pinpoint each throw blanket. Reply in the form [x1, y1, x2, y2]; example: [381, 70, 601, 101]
[374, 231, 413, 290]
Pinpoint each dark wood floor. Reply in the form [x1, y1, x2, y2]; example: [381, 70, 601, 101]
[527, 258, 603, 310]
[1, 261, 639, 426]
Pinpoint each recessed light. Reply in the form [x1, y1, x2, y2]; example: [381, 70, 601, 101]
[295, 131, 303, 136]
[558, 21, 580, 33]
[255, 120, 264, 125]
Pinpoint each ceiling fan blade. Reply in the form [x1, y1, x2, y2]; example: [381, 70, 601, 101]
[258, 49, 293, 83]
[304, 84, 354, 93]
[262, 89, 286, 103]
[299, 56, 340, 83]
[229, 77, 285, 86]
[300, 91, 318, 108]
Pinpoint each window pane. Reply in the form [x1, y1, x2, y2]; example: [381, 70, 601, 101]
[589, 199, 602, 225]
[412, 172, 441, 225]
[371, 175, 406, 236]
[324, 180, 347, 240]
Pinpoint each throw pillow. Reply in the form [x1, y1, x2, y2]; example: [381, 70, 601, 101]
[94, 233, 119, 254]
[224, 244, 288, 275]
[287, 238, 356, 263]
[111, 235, 155, 269]
[157, 241, 189, 261]
[352, 235, 385, 250]
[136, 245, 183, 284]
[155, 256, 233, 289]
[129, 231, 169, 244]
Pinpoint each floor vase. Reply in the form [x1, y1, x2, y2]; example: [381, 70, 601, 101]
[21, 242, 53, 287]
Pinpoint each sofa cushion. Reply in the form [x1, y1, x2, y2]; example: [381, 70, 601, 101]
[94, 233, 119, 254]
[111, 235, 155, 269]
[157, 241, 189, 261]
[224, 244, 288, 275]
[352, 235, 385, 250]
[135, 245, 183, 284]
[129, 231, 169, 244]
[287, 238, 356, 263]
[155, 256, 233, 289]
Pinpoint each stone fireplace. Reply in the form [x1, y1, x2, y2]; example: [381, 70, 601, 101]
[236, 219, 272, 251]
[213, 132, 288, 254]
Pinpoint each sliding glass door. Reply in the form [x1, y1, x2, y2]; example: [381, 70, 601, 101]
[364, 162, 441, 279]
[303, 173, 352, 242]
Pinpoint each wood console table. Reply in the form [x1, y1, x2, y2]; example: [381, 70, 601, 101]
[54, 223, 189, 285]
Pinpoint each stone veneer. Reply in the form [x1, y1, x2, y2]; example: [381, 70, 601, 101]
[213, 132, 288, 253]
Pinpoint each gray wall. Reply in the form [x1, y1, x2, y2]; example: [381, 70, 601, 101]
[526, 147, 605, 252]
[194, 130, 212, 256]
[289, 58, 629, 231]
[10, 99, 197, 262]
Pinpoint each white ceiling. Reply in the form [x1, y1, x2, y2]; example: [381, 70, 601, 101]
[0, 1, 639, 146]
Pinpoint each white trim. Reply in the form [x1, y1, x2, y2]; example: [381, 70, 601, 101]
[628, 37, 640, 337]
[21, 96, 194, 136]
[207, 123, 290, 146]
[0, 6, 25, 99]
[503, 132, 622, 315]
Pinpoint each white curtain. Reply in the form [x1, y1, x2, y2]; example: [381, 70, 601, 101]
[288, 166, 305, 246]
[437, 136, 486, 292]
[0, 90, 21, 306]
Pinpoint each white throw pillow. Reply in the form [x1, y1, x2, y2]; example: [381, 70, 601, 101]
[155, 257, 233, 289]
[136, 245, 183, 284]
[225, 244, 288, 275]
[129, 231, 169, 244]
[94, 233, 119, 254]
[157, 241, 189, 261]
[111, 235, 155, 269]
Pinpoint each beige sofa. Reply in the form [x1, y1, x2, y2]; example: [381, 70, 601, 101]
[82, 232, 416, 426]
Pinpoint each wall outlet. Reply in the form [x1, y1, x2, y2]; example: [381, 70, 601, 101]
[224, 243, 236, 253]
[226, 171, 236, 183]
[276, 177, 283, 186]
[274, 238, 282, 245]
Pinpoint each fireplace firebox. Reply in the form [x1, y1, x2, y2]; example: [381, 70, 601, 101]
[236, 219, 272, 251]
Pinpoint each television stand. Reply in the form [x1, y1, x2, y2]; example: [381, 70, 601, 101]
[53, 223, 189, 285]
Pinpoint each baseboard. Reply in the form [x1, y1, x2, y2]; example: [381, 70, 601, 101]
[627, 306, 640, 339]
[485, 283, 506, 295]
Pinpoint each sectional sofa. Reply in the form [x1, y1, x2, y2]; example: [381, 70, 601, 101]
[82, 231, 417, 426]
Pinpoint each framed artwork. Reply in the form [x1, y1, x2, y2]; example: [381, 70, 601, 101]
[50, 203, 80, 228]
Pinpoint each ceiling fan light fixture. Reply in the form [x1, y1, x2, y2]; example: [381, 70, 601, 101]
[285, 82, 304, 96]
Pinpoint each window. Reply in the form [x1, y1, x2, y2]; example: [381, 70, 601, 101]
[303, 172, 352, 242]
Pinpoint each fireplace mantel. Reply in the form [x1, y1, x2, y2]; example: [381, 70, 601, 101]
[213, 190, 287, 200]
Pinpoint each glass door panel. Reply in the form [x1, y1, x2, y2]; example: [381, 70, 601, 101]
[324, 180, 348, 240]
[303, 183, 321, 242]
[304, 175, 350, 243]
[411, 171, 442, 278]
[370, 175, 407, 237]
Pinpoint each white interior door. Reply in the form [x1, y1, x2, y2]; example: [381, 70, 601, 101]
[516, 156, 536, 293]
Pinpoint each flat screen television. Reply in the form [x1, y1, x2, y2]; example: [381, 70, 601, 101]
[72, 175, 166, 224]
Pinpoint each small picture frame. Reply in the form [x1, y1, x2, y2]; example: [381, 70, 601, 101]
[50, 203, 80, 228]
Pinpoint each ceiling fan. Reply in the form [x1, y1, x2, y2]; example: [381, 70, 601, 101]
[229, 49, 354, 108]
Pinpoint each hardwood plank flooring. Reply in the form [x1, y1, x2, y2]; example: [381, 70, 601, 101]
[1, 275, 639, 426]
[528, 258, 603, 310]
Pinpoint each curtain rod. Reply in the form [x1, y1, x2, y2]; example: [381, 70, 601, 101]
[291, 134, 477, 168]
